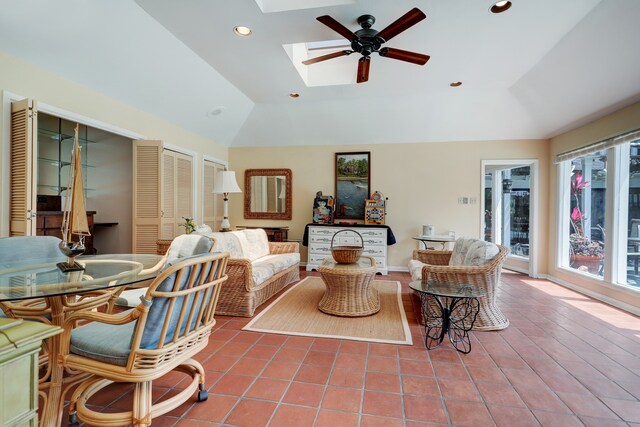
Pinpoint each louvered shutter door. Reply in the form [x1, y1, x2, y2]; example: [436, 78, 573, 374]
[132, 140, 162, 253]
[10, 99, 37, 236]
[161, 150, 176, 239]
[175, 152, 193, 235]
[203, 161, 215, 230]
[203, 161, 225, 232]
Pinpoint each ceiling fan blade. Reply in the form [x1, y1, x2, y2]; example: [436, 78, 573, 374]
[357, 56, 370, 83]
[377, 8, 426, 42]
[302, 50, 353, 65]
[379, 47, 430, 65]
[317, 15, 358, 40]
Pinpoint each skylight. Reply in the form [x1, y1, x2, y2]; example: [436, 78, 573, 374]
[254, 0, 355, 13]
[284, 39, 357, 87]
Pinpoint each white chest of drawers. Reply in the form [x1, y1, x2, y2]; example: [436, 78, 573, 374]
[306, 225, 388, 274]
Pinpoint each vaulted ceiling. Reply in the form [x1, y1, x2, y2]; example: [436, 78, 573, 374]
[1, 0, 639, 147]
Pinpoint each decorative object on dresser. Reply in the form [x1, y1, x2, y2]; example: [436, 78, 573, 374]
[303, 223, 396, 274]
[244, 169, 292, 220]
[335, 152, 370, 220]
[312, 191, 334, 224]
[235, 226, 289, 242]
[213, 170, 242, 232]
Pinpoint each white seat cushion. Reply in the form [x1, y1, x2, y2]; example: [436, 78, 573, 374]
[449, 238, 480, 266]
[234, 229, 270, 261]
[463, 240, 500, 266]
[407, 259, 424, 282]
[204, 232, 245, 258]
[251, 253, 300, 288]
[165, 234, 214, 264]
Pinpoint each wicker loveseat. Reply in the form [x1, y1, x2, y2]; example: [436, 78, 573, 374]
[199, 228, 300, 317]
[408, 238, 509, 331]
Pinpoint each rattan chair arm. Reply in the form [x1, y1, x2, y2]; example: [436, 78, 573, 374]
[225, 259, 254, 292]
[269, 241, 299, 254]
[419, 245, 509, 277]
[413, 250, 452, 265]
[59, 306, 145, 358]
[139, 256, 168, 275]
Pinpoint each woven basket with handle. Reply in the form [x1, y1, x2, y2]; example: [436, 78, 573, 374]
[330, 229, 363, 264]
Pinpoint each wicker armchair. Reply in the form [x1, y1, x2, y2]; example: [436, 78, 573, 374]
[60, 251, 229, 427]
[411, 245, 509, 331]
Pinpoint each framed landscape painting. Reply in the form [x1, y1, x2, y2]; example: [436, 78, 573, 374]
[335, 152, 370, 220]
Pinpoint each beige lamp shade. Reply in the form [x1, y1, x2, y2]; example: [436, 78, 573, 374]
[213, 171, 241, 194]
[213, 170, 241, 232]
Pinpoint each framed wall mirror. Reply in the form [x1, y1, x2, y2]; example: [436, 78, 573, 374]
[244, 169, 292, 220]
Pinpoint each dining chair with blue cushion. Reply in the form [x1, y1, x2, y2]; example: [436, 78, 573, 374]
[114, 234, 217, 308]
[0, 236, 67, 319]
[60, 251, 229, 427]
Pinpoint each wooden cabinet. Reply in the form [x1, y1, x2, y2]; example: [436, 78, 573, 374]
[36, 211, 96, 254]
[132, 141, 194, 253]
[306, 225, 388, 274]
[0, 318, 61, 427]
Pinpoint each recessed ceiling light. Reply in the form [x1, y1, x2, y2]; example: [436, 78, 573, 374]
[289, 92, 300, 98]
[450, 81, 462, 87]
[490, 1, 512, 13]
[233, 26, 252, 36]
[207, 106, 227, 117]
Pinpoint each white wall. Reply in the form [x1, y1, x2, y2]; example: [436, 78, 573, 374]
[86, 127, 132, 254]
[230, 139, 550, 272]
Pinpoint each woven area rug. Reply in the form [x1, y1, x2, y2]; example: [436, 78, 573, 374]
[242, 277, 413, 345]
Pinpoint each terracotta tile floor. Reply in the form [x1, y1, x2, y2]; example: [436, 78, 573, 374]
[78, 269, 640, 426]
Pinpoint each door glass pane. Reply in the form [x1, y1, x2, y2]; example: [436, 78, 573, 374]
[626, 140, 640, 286]
[484, 173, 493, 242]
[509, 166, 530, 257]
[568, 150, 607, 277]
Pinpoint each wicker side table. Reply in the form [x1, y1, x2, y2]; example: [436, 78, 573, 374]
[317, 256, 379, 317]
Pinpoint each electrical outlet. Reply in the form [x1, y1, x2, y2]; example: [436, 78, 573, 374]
[462, 197, 469, 204]
[458, 197, 464, 204]
[470, 197, 477, 204]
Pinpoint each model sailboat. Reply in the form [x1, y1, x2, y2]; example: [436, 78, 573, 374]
[57, 124, 90, 272]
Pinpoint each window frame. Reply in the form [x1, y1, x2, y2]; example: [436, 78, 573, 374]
[557, 141, 639, 291]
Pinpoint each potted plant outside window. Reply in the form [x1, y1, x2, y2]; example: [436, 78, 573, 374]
[569, 172, 604, 274]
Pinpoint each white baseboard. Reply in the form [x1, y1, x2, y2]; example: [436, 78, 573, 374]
[546, 275, 640, 316]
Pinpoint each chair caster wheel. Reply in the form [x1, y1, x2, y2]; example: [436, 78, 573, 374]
[68, 412, 80, 427]
[197, 384, 208, 402]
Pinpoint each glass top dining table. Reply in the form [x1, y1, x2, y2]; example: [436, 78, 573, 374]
[0, 254, 164, 301]
[0, 253, 164, 427]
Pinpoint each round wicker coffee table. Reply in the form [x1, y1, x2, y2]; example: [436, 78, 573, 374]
[317, 256, 379, 317]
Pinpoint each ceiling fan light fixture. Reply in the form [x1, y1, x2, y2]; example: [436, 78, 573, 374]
[490, 1, 512, 14]
[450, 81, 462, 87]
[233, 26, 252, 36]
[289, 92, 300, 98]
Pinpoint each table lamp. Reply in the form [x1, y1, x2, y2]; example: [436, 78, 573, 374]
[213, 170, 242, 232]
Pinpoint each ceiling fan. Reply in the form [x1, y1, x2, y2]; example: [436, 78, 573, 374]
[302, 7, 430, 83]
